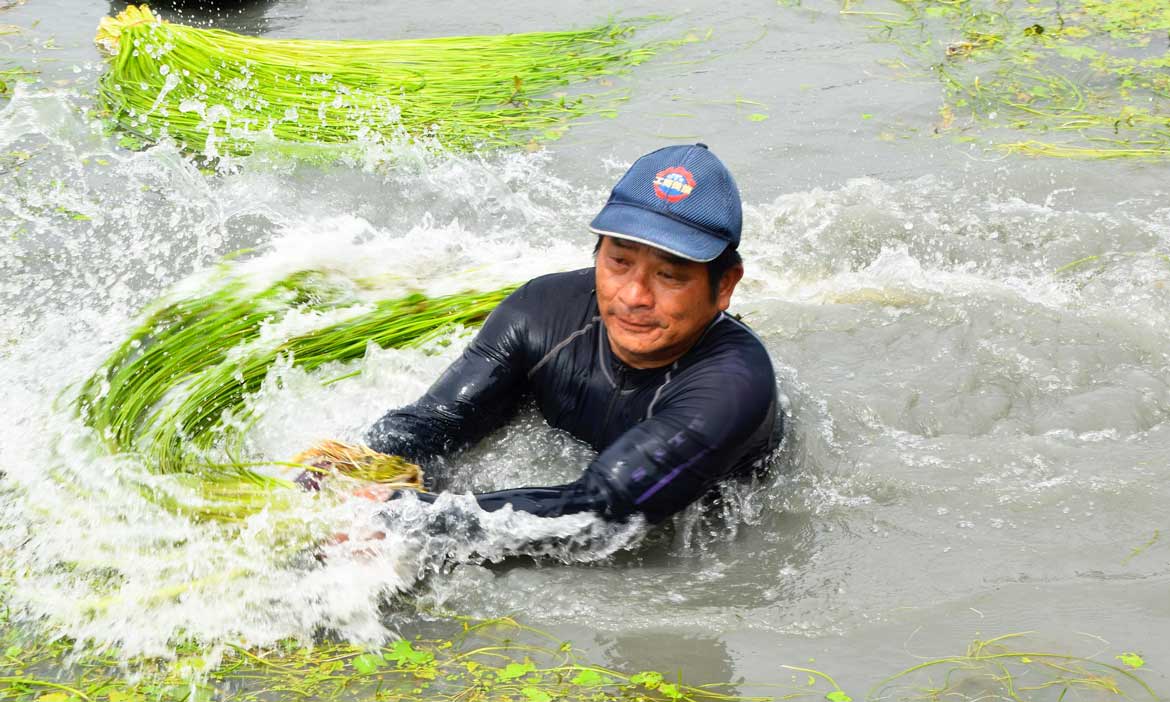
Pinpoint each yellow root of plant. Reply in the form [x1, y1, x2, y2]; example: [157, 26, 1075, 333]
[94, 4, 162, 55]
[293, 439, 423, 489]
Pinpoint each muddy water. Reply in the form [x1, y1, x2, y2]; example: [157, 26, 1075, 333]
[1, 0, 1168, 697]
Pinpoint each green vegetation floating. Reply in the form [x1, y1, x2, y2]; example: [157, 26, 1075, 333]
[0, 612, 757, 702]
[0, 600, 1156, 702]
[75, 262, 513, 521]
[839, 0, 1170, 159]
[94, 5, 659, 158]
[0, 67, 35, 98]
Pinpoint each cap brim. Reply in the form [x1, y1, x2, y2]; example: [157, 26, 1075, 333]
[589, 202, 729, 263]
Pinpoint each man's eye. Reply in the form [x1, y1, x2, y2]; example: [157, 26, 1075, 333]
[658, 270, 680, 281]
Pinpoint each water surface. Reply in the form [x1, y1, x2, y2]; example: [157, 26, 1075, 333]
[1, 0, 1168, 697]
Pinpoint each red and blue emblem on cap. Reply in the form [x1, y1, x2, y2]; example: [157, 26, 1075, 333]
[653, 166, 695, 203]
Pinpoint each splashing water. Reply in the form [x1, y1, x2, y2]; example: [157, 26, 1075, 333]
[0, 93, 651, 655]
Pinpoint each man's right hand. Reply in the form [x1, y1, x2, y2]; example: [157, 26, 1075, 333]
[351, 483, 398, 501]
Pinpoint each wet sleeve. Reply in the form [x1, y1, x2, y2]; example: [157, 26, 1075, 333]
[452, 356, 775, 523]
[363, 285, 534, 464]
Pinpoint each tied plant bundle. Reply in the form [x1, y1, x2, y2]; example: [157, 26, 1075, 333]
[293, 439, 422, 492]
[94, 5, 658, 158]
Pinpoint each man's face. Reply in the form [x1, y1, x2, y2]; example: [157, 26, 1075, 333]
[595, 236, 742, 369]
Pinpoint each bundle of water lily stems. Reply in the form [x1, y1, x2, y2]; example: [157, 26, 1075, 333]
[94, 5, 657, 157]
[75, 265, 513, 521]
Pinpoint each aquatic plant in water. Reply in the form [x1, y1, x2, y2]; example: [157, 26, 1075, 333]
[94, 5, 658, 158]
[0, 595, 1157, 702]
[0, 67, 35, 98]
[75, 262, 513, 521]
[837, 0, 1170, 159]
[0, 612, 747, 702]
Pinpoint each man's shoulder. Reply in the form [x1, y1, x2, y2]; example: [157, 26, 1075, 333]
[488, 268, 597, 354]
[688, 313, 776, 385]
[505, 268, 596, 317]
[660, 313, 777, 437]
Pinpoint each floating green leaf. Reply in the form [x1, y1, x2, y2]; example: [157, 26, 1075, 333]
[630, 670, 664, 689]
[386, 639, 435, 667]
[351, 652, 385, 675]
[1117, 652, 1145, 669]
[521, 687, 553, 702]
[571, 669, 606, 686]
[499, 661, 536, 681]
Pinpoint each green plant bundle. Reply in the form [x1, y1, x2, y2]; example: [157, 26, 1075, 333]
[95, 5, 657, 157]
[840, 0, 1170, 159]
[75, 263, 513, 521]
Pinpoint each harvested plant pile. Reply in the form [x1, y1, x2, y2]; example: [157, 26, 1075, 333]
[75, 263, 512, 521]
[842, 0, 1170, 158]
[94, 5, 657, 157]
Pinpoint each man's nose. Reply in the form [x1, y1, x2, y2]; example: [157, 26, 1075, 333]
[617, 271, 654, 309]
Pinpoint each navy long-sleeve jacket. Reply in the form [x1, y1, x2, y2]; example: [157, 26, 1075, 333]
[365, 268, 779, 524]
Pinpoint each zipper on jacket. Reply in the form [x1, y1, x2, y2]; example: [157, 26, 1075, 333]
[600, 365, 627, 439]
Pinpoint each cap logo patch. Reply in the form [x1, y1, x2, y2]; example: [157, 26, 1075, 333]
[653, 166, 695, 203]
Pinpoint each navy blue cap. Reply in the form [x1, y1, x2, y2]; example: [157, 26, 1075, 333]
[590, 143, 742, 262]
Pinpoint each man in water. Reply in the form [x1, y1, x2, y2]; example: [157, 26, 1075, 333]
[362, 144, 779, 525]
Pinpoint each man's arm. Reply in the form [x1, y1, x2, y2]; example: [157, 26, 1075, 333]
[364, 284, 534, 466]
[432, 360, 777, 524]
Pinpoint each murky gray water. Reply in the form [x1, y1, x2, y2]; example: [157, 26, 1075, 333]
[2, 0, 1168, 697]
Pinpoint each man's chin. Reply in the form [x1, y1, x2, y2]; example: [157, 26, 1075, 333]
[611, 329, 658, 350]
[610, 335, 672, 365]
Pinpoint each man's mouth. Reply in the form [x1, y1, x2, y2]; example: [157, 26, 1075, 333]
[613, 315, 661, 332]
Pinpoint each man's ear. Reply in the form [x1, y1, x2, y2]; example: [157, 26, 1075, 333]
[715, 263, 744, 311]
